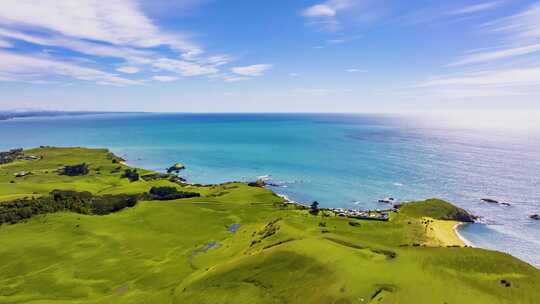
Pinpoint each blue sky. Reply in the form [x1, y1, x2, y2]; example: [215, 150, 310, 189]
[0, 0, 539, 112]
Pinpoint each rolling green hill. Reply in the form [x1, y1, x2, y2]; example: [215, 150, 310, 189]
[0, 147, 538, 304]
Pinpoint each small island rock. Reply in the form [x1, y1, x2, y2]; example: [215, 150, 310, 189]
[481, 198, 499, 204]
[530, 214, 540, 220]
[167, 163, 185, 173]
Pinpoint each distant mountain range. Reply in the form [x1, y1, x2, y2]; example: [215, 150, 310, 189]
[0, 110, 129, 121]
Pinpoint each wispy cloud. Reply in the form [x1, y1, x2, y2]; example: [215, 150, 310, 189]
[449, 44, 540, 66]
[152, 75, 179, 82]
[314, 34, 362, 49]
[411, 63, 540, 100]
[223, 76, 250, 82]
[346, 68, 368, 73]
[0, 38, 12, 48]
[231, 64, 272, 76]
[415, 2, 540, 100]
[0, 1, 262, 85]
[0, 50, 140, 86]
[0, 0, 200, 54]
[486, 2, 540, 41]
[153, 58, 220, 77]
[419, 67, 540, 87]
[446, 2, 540, 67]
[447, 1, 504, 16]
[116, 66, 140, 74]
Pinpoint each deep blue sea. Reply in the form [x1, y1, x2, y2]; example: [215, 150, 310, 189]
[1, 113, 539, 267]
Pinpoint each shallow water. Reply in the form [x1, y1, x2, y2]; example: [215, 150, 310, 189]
[0, 113, 538, 266]
[228, 224, 241, 233]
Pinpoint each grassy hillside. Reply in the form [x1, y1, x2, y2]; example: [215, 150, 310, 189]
[0, 147, 539, 304]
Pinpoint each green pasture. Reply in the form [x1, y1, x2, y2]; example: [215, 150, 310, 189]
[0, 147, 538, 303]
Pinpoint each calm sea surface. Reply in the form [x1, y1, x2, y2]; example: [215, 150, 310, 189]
[1, 113, 539, 266]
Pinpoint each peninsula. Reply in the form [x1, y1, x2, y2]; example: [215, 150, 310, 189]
[0, 147, 538, 303]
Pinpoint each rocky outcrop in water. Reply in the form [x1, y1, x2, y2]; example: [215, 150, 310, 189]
[167, 163, 185, 173]
[481, 198, 511, 206]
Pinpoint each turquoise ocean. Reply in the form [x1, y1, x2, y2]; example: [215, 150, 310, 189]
[1, 113, 539, 267]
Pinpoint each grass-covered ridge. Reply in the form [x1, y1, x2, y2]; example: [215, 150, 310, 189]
[397, 198, 476, 222]
[0, 147, 539, 304]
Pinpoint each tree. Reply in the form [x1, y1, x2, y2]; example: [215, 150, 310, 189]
[310, 201, 320, 215]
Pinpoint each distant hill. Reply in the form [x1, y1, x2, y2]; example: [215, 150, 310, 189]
[0, 110, 132, 121]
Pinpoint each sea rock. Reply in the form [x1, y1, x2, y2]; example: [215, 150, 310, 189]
[248, 179, 266, 187]
[167, 163, 185, 173]
[481, 198, 499, 204]
[481, 198, 511, 206]
[530, 214, 540, 220]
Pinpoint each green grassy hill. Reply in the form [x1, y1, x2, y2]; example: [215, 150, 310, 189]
[0, 147, 538, 304]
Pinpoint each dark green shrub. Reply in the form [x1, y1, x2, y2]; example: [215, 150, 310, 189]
[121, 169, 139, 182]
[148, 186, 200, 200]
[309, 201, 320, 215]
[60, 163, 89, 176]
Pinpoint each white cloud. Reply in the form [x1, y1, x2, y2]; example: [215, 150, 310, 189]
[0, 38, 12, 48]
[116, 66, 140, 74]
[303, 5, 336, 17]
[0, 0, 200, 54]
[289, 73, 299, 77]
[231, 64, 272, 76]
[346, 68, 367, 73]
[302, 0, 354, 17]
[152, 75, 178, 82]
[449, 44, 540, 66]
[153, 58, 219, 77]
[0, 50, 140, 86]
[448, 1, 503, 16]
[0, 1, 251, 84]
[301, 0, 356, 31]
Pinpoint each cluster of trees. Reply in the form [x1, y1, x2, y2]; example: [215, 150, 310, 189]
[59, 163, 89, 176]
[1, 186, 202, 225]
[121, 169, 139, 182]
[92, 194, 138, 215]
[0, 190, 139, 225]
[147, 186, 200, 200]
